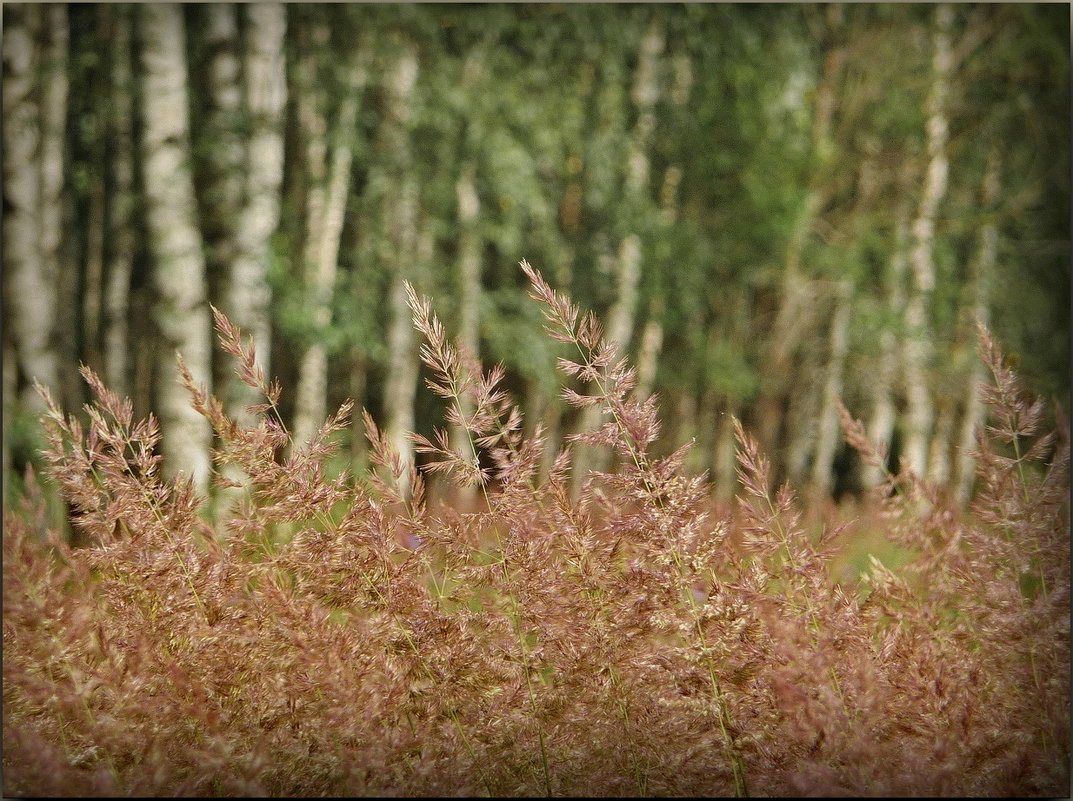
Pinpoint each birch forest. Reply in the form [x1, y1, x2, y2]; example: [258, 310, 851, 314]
[3, 2, 1069, 510]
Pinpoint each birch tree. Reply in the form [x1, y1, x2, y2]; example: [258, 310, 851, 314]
[901, 4, 953, 479]
[861, 183, 914, 490]
[197, 4, 244, 286]
[572, 12, 663, 495]
[223, 2, 287, 427]
[3, 4, 64, 410]
[138, 3, 213, 494]
[101, 5, 137, 399]
[446, 40, 492, 501]
[449, 160, 483, 503]
[754, 4, 845, 479]
[292, 20, 368, 446]
[809, 280, 853, 497]
[954, 146, 1001, 505]
[379, 39, 423, 497]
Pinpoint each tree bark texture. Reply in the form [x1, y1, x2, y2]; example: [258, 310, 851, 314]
[810, 280, 853, 497]
[221, 3, 287, 428]
[138, 2, 213, 495]
[572, 16, 663, 496]
[755, 8, 845, 476]
[101, 5, 137, 398]
[711, 404, 740, 505]
[293, 25, 366, 446]
[954, 146, 1001, 505]
[199, 3, 244, 278]
[449, 160, 483, 503]
[861, 183, 914, 490]
[379, 40, 423, 498]
[2, 4, 64, 410]
[901, 3, 953, 479]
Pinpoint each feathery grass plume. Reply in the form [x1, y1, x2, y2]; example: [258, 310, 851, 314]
[3, 272, 1068, 797]
[838, 321, 1070, 794]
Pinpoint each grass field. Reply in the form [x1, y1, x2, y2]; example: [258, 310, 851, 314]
[3, 265, 1068, 796]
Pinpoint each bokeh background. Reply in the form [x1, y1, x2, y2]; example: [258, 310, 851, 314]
[3, 2, 1069, 510]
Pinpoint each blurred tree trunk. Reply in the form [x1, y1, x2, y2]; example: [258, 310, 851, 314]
[572, 15, 663, 497]
[2, 342, 15, 498]
[81, 10, 110, 379]
[2, 4, 64, 411]
[810, 280, 853, 497]
[449, 160, 483, 504]
[902, 3, 953, 478]
[138, 2, 213, 495]
[445, 45, 491, 491]
[289, 19, 329, 443]
[783, 327, 823, 487]
[861, 181, 914, 490]
[633, 163, 681, 403]
[603, 232, 642, 365]
[954, 146, 1001, 505]
[634, 308, 664, 403]
[293, 28, 367, 446]
[349, 348, 369, 469]
[42, 5, 77, 413]
[711, 403, 740, 505]
[755, 5, 844, 481]
[926, 400, 955, 488]
[223, 2, 287, 427]
[193, 4, 244, 478]
[198, 3, 244, 297]
[380, 40, 422, 498]
[101, 5, 137, 399]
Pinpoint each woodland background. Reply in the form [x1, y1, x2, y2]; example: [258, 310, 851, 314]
[3, 2, 1070, 513]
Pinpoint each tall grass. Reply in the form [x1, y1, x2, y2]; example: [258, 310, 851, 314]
[3, 262, 1069, 796]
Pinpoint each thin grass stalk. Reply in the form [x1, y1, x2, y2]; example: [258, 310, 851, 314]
[408, 281, 557, 794]
[524, 262, 754, 795]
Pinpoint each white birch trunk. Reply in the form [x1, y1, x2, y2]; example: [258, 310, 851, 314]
[3, 5, 60, 409]
[383, 263, 420, 495]
[138, 3, 213, 495]
[810, 280, 853, 497]
[449, 160, 483, 502]
[572, 19, 662, 494]
[288, 30, 326, 445]
[927, 401, 955, 488]
[954, 147, 1001, 505]
[293, 58, 365, 446]
[379, 43, 422, 498]
[40, 4, 72, 406]
[757, 20, 844, 468]
[630, 163, 677, 405]
[634, 311, 664, 402]
[82, 10, 110, 374]
[200, 3, 244, 271]
[3, 341, 16, 499]
[221, 3, 287, 428]
[901, 3, 953, 478]
[712, 406, 740, 505]
[861, 190, 913, 489]
[102, 5, 137, 397]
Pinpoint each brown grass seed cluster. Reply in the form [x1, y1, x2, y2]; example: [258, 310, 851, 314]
[3, 262, 1069, 796]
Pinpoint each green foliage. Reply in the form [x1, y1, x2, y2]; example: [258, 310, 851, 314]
[703, 338, 760, 404]
[5, 3, 1068, 523]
